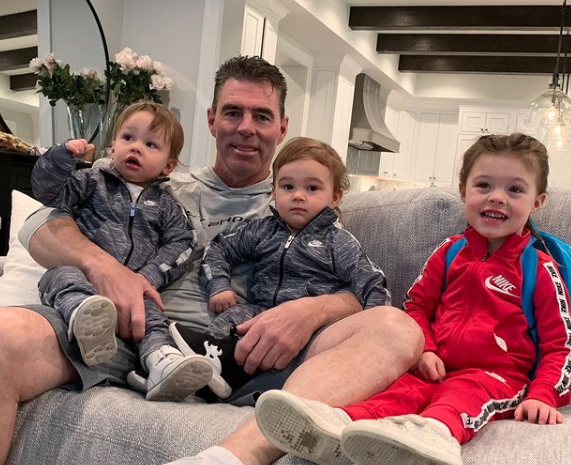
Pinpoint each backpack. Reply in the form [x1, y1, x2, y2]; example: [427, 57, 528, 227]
[444, 228, 571, 378]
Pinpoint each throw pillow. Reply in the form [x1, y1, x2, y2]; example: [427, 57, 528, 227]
[0, 190, 45, 306]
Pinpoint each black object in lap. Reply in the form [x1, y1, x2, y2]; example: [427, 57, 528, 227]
[171, 323, 257, 402]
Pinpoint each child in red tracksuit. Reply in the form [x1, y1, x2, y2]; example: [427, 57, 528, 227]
[254, 133, 571, 465]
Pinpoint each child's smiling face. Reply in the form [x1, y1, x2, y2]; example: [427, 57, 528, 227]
[461, 153, 546, 252]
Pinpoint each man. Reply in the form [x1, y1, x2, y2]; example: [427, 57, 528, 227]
[0, 56, 423, 464]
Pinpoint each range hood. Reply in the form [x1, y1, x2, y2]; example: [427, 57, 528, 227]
[349, 73, 400, 153]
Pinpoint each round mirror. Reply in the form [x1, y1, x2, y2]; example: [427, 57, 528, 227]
[0, 0, 109, 150]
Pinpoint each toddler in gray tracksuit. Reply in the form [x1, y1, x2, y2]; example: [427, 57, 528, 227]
[171, 137, 390, 401]
[32, 101, 213, 402]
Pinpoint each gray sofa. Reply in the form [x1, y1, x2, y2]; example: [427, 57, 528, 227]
[5, 186, 571, 464]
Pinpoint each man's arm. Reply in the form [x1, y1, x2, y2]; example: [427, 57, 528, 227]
[25, 213, 162, 341]
[235, 291, 361, 374]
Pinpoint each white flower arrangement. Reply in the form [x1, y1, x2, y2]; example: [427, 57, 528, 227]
[106, 47, 174, 105]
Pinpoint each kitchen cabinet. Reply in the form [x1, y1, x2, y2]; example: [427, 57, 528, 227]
[410, 112, 458, 186]
[459, 109, 512, 134]
[379, 110, 415, 180]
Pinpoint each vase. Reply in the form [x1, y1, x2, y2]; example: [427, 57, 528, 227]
[98, 101, 125, 159]
[66, 104, 102, 140]
[66, 104, 104, 161]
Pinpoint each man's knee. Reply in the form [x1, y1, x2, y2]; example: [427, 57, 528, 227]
[0, 307, 57, 364]
[0, 306, 78, 398]
[355, 306, 424, 359]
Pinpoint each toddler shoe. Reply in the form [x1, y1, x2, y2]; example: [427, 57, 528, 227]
[170, 322, 254, 401]
[68, 295, 117, 366]
[145, 345, 213, 402]
[255, 390, 353, 465]
[340, 414, 463, 465]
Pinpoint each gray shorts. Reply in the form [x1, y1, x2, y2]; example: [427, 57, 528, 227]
[23, 304, 322, 406]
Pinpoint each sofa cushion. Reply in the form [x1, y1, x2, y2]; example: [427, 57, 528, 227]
[341, 188, 465, 309]
[10, 386, 571, 465]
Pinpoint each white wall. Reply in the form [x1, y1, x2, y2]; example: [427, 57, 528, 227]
[48, 0, 110, 144]
[42, 0, 210, 167]
[414, 74, 552, 105]
[120, 0, 205, 167]
[1, 107, 36, 144]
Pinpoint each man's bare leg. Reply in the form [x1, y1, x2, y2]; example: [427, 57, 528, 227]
[221, 306, 424, 465]
[0, 307, 78, 463]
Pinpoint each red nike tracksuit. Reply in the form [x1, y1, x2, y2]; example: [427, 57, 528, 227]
[342, 227, 571, 444]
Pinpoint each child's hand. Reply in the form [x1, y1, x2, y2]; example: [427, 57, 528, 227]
[411, 351, 446, 382]
[65, 139, 95, 158]
[514, 399, 564, 425]
[209, 290, 237, 313]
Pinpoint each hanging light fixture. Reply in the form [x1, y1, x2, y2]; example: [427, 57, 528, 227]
[528, 0, 571, 151]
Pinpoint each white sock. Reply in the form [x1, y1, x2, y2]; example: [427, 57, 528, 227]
[66, 306, 80, 340]
[197, 446, 245, 465]
[334, 408, 353, 423]
[425, 417, 454, 438]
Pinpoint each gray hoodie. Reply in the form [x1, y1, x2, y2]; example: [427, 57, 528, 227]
[160, 167, 273, 329]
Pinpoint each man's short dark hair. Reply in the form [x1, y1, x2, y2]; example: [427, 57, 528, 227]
[212, 55, 287, 120]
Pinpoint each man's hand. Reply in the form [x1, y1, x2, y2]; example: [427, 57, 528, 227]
[209, 290, 237, 313]
[85, 257, 165, 342]
[410, 351, 446, 382]
[65, 139, 95, 158]
[234, 300, 316, 374]
[514, 399, 564, 424]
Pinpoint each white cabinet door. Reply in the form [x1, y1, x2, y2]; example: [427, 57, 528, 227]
[413, 113, 440, 183]
[379, 152, 395, 178]
[393, 111, 415, 179]
[460, 111, 487, 133]
[453, 134, 481, 185]
[514, 111, 537, 136]
[433, 113, 459, 185]
[241, 5, 265, 56]
[485, 112, 512, 134]
[459, 109, 511, 134]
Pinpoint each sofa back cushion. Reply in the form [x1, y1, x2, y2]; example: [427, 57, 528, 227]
[340, 187, 571, 310]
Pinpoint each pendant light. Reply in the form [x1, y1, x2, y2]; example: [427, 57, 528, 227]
[528, 0, 571, 151]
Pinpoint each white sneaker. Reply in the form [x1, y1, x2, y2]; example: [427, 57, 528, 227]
[69, 295, 117, 366]
[145, 345, 213, 402]
[255, 390, 353, 465]
[341, 414, 463, 465]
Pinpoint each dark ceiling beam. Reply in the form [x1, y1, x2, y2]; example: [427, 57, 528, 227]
[377, 34, 561, 56]
[0, 47, 38, 72]
[398, 55, 559, 74]
[10, 73, 37, 92]
[350, 6, 571, 31]
[0, 10, 37, 41]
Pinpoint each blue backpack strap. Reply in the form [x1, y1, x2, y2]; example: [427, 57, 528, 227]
[521, 238, 540, 379]
[444, 237, 468, 284]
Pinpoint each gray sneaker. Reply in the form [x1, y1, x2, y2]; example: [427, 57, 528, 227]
[255, 390, 353, 465]
[341, 414, 463, 465]
[70, 295, 117, 366]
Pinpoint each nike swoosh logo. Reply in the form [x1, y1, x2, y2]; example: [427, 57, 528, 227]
[484, 276, 518, 297]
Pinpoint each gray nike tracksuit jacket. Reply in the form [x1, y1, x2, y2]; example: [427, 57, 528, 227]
[31, 143, 196, 359]
[200, 206, 390, 314]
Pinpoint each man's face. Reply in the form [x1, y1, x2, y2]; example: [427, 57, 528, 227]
[208, 78, 289, 188]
